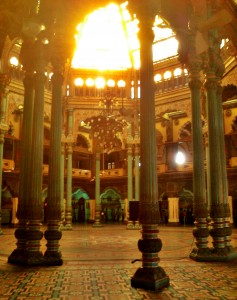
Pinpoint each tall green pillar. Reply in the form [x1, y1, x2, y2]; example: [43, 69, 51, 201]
[26, 39, 46, 265]
[93, 150, 103, 227]
[130, 2, 169, 291]
[44, 33, 66, 265]
[0, 74, 9, 235]
[65, 107, 73, 230]
[127, 142, 133, 203]
[60, 130, 66, 228]
[216, 79, 233, 253]
[205, 46, 237, 259]
[188, 31, 210, 261]
[8, 39, 35, 264]
[134, 141, 140, 202]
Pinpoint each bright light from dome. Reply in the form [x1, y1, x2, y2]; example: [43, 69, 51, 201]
[72, 3, 134, 70]
[175, 151, 186, 165]
[71, 3, 178, 71]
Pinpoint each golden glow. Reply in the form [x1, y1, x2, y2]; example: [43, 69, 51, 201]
[72, 3, 134, 70]
[72, 3, 178, 71]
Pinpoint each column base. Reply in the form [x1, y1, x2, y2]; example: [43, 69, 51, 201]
[167, 222, 180, 226]
[92, 222, 104, 228]
[127, 221, 141, 230]
[8, 249, 28, 265]
[25, 251, 45, 266]
[190, 248, 212, 262]
[44, 251, 63, 266]
[63, 224, 73, 230]
[131, 267, 170, 291]
[190, 247, 237, 262]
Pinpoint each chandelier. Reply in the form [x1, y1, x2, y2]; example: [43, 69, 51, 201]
[83, 90, 127, 153]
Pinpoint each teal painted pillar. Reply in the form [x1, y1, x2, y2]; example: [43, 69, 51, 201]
[60, 130, 66, 228]
[26, 39, 46, 265]
[188, 31, 209, 261]
[65, 107, 73, 230]
[216, 79, 233, 253]
[134, 142, 140, 202]
[44, 37, 65, 264]
[205, 69, 227, 256]
[204, 11, 236, 259]
[126, 124, 134, 229]
[8, 39, 35, 264]
[0, 75, 9, 235]
[127, 142, 133, 203]
[93, 150, 103, 227]
[130, 3, 169, 291]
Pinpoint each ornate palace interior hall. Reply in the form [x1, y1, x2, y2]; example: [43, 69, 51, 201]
[0, 224, 236, 300]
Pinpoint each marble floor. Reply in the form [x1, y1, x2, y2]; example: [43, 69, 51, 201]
[0, 224, 236, 299]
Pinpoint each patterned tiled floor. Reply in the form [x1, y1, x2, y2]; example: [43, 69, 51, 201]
[0, 224, 237, 299]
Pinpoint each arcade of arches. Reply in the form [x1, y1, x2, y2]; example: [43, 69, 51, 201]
[0, 0, 237, 292]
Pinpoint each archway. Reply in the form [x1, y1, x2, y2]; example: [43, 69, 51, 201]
[178, 187, 194, 225]
[72, 188, 90, 223]
[100, 187, 124, 223]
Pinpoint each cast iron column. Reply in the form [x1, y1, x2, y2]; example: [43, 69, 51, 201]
[44, 34, 66, 265]
[127, 128, 133, 204]
[0, 74, 9, 235]
[8, 39, 35, 265]
[93, 149, 103, 227]
[188, 30, 210, 261]
[130, 3, 169, 291]
[65, 107, 73, 230]
[26, 38, 46, 265]
[60, 130, 66, 229]
[134, 140, 140, 202]
[126, 135, 134, 229]
[216, 79, 233, 254]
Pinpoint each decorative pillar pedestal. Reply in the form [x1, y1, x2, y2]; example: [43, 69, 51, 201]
[130, 2, 169, 291]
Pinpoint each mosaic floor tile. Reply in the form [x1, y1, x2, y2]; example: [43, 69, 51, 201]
[0, 225, 236, 299]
